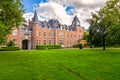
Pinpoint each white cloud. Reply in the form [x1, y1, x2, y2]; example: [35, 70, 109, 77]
[22, 12, 34, 22]
[23, 0, 107, 29]
[36, 2, 74, 25]
[50, 0, 107, 9]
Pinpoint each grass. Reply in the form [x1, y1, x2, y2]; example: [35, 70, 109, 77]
[0, 49, 120, 80]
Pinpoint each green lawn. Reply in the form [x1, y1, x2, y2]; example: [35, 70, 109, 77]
[0, 49, 120, 80]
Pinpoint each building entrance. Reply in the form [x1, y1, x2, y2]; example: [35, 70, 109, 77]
[22, 40, 29, 50]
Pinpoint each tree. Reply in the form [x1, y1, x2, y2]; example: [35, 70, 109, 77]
[7, 41, 15, 47]
[88, 0, 120, 50]
[105, 0, 120, 46]
[83, 31, 89, 45]
[0, 0, 24, 44]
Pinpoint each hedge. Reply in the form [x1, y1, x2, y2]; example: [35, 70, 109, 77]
[73, 44, 80, 48]
[0, 47, 21, 51]
[36, 45, 61, 50]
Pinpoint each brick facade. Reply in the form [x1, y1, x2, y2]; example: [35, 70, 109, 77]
[7, 10, 84, 49]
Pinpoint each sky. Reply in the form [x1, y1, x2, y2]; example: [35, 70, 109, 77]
[22, 0, 107, 29]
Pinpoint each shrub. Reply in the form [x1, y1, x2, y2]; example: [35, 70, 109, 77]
[73, 44, 80, 48]
[113, 44, 120, 48]
[79, 44, 83, 49]
[7, 41, 15, 47]
[36, 45, 61, 50]
[0, 47, 21, 51]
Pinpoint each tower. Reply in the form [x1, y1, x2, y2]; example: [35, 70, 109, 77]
[31, 10, 39, 49]
[32, 10, 39, 22]
[72, 15, 80, 27]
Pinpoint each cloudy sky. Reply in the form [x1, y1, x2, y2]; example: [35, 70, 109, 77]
[22, 0, 107, 29]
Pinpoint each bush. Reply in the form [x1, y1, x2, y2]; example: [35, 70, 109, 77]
[0, 47, 21, 51]
[7, 41, 15, 47]
[113, 44, 120, 48]
[36, 45, 61, 50]
[73, 44, 80, 48]
[79, 44, 83, 49]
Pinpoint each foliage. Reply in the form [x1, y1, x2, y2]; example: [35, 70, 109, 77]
[83, 31, 89, 46]
[88, 0, 120, 50]
[73, 44, 80, 48]
[7, 41, 15, 47]
[0, 47, 21, 51]
[0, 0, 24, 44]
[0, 49, 120, 80]
[79, 44, 83, 49]
[83, 31, 89, 41]
[36, 45, 61, 50]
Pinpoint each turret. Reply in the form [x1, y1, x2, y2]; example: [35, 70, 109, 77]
[32, 10, 39, 22]
[31, 10, 39, 49]
[72, 15, 80, 27]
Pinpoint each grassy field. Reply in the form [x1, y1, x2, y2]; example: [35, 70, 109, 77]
[0, 49, 120, 80]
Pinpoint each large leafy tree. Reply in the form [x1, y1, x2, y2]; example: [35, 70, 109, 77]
[0, 0, 24, 44]
[105, 0, 120, 45]
[88, 0, 120, 50]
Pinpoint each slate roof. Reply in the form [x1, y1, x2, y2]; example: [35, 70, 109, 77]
[32, 10, 80, 31]
[72, 15, 80, 27]
[32, 10, 39, 22]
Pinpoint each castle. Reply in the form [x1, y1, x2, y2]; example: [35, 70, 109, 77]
[7, 10, 84, 49]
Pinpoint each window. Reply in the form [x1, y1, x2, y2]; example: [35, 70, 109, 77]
[44, 40, 46, 44]
[36, 31, 39, 36]
[74, 41, 76, 44]
[36, 40, 39, 45]
[39, 32, 41, 36]
[39, 40, 41, 45]
[59, 40, 64, 47]
[49, 40, 51, 45]
[49, 33, 51, 36]
[13, 39, 17, 46]
[74, 35, 76, 38]
[67, 41, 69, 45]
[67, 34, 69, 37]
[44, 32, 46, 36]
[53, 32, 55, 36]
[59, 40, 64, 45]
[24, 34, 29, 36]
[59, 32, 64, 38]
[53, 40, 56, 45]
[13, 30, 18, 35]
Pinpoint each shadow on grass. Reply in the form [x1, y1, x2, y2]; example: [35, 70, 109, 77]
[59, 64, 86, 80]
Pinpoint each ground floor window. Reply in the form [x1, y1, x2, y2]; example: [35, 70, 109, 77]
[67, 41, 69, 45]
[49, 40, 51, 45]
[59, 40, 64, 45]
[53, 40, 56, 45]
[13, 39, 17, 46]
[36, 40, 39, 45]
[44, 40, 46, 44]
[39, 40, 41, 45]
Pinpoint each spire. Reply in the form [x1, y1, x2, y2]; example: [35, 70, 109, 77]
[32, 10, 39, 22]
[73, 15, 79, 21]
[72, 15, 80, 27]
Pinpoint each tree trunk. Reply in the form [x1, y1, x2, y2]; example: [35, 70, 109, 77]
[103, 36, 105, 50]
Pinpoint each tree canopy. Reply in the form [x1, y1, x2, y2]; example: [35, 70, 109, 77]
[0, 0, 24, 44]
[88, 0, 120, 50]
